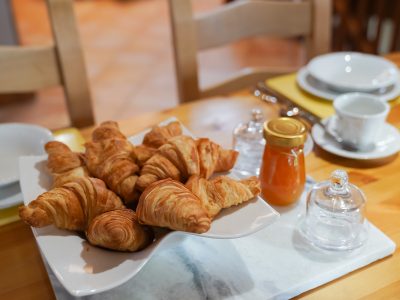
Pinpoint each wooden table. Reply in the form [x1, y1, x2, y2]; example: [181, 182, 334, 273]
[2, 92, 400, 299]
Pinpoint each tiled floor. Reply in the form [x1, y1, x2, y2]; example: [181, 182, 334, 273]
[1, 0, 304, 130]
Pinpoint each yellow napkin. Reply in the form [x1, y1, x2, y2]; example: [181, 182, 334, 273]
[266, 73, 400, 119]
[52, 127, 86, 152]
[0, 206, 20, 226]
[0, 128, 86, 227]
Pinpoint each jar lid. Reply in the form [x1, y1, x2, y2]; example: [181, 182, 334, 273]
[263, 117, 307, 147]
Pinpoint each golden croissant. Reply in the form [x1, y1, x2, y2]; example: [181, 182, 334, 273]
[86, 209, 153, 252]
[85, 121, 140, 203]
[136, 135, 200, 190]
[186, 175, 261, 218]
[137, 136, 239, 190]
[142, 121, 182, 149]
[19, 177, 125, 231]
[45, 141, 90, 187]
[136, 178, 211, 233]
[196, 138, 238, 179]
[133, 144, 157, 167]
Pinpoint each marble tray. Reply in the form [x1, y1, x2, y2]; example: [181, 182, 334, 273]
[49, 179, 396, 300]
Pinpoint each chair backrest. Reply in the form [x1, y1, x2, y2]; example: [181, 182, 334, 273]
[169, 0, 332, 103]
[333, 0, 400, 54]
[0, 0, 94, 128]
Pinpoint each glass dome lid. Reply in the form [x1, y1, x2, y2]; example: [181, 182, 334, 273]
[310, 169, 366, 212]
[300, 170, 368, 251]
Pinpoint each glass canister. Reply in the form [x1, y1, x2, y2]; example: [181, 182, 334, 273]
[259, 117, 307, 206]
[232, 108, 265, 176]
[300, 170, 368, 251]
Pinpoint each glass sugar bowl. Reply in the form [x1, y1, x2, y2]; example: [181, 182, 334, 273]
[300, 170, 368, 251]
[232, 108, 265, 176]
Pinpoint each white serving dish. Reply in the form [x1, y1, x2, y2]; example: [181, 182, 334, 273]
[307, 52, 399, 92]
[0, 123, 53, 187]
[296, 67, 400, 102]
[19, 118, 279, 297]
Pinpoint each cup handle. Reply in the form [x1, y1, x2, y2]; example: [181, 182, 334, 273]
[327, 115, 340, 136]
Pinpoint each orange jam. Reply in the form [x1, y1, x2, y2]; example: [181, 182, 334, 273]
[259, 118, 307, 206]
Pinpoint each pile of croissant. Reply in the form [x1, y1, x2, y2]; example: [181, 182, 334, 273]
[19, 121, 260, 252]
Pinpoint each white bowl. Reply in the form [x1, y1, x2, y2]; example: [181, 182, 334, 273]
[307, 52, 399, 92]
[0, 123, 53, 187]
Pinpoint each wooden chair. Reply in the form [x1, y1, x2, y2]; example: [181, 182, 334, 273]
[0, 0, 94, 128]
[333, 0, 400, 54]
[169, 0, 332, 103]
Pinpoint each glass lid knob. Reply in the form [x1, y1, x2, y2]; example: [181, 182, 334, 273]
[326, 169, 350, 196]
[251, 108, 263, 123]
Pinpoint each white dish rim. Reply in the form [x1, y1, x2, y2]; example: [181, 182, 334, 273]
[307, 52, 399, 92]
[296, 67, 400, 102]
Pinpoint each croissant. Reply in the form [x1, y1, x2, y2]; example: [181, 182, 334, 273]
[186, 175, 261, 218]
[85, 121, 140, 203]
[136, 179, 211, 233]
[196, 138, 239, 179]
[86, 209, 153, 252]
[142, 121, 182, 148]
[19, 177, 124, 231]
[136, 135, 200, 191]
[92, 121, 127, 141]
[133, 145, 157, 167]
[137, 135, 239, 190]
[45, 141, 89, 187]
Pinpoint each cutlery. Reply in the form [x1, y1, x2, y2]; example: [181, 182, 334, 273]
[253, 82, 373, 152]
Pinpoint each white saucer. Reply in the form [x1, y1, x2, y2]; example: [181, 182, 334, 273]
[311, 116, 400, 160]
[0, 123, 53, 187]
[297, 67, 400, 102]
[0, 182, 22, 209]
[304, 134, 314, 156]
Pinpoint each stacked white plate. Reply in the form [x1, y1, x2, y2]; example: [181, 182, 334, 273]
[297, 52, 400, 101]
[297, 52, 400, 160]
[0, 123, 53, 209]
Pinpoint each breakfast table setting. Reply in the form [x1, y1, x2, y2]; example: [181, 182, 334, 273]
[1, 51, 400, 300]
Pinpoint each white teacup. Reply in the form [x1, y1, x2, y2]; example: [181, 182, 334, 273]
[332, 93, 390, 151]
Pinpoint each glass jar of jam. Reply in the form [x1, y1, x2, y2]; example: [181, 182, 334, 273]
[259, 117, 307, 206]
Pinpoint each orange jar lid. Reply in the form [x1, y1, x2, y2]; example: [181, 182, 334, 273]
[263, 117, 307, 147]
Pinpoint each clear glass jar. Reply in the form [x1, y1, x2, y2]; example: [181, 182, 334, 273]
[232, 108, 265, 176]
[259, 117, 307, 206]
[300, 169, 368, 251]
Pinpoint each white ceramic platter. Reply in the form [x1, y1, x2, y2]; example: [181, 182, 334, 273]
[19, 118, 279, 297]
[0, 123, 53, 187]
[312, 116, 400, 160]
[307, 52, 399, 92]
[297, 67, 400, 102]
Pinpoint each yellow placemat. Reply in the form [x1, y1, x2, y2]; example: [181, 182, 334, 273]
[0, 206, 20, 226]
[0, 128, 85, 227]
[53, 127, 86, 152]
[266, 73, 400, 119]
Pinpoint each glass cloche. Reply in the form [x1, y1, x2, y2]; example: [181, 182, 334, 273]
[300, 170, 368, 251]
